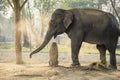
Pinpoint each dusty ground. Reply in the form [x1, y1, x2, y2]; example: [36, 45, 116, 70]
[0, 51, 120, 80]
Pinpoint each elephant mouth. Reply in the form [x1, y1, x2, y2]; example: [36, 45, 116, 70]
[53, 27, 66, 39]
[53, 31, 64, 39]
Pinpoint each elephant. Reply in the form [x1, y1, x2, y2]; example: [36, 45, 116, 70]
[30, 8, 120, 69]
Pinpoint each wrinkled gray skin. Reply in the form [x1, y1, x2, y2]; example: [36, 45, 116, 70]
[30, 8, 120, 69]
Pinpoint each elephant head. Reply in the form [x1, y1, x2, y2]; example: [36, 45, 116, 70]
[30, 9, 73, 58]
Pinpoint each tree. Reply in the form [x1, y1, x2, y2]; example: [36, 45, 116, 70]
[0, 0, 9, 15]
[21, 1, 30, 48]
[96, 0, 108, 10]
[110, 0, 120, 22]
[25, 0, 41, 47]
[64, 0, 109, 10]
[7, 0, 27, 64]
[34, 0, 57, 39]
[66, 0, 95, 9]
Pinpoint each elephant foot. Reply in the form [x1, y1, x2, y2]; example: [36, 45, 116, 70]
[108, 65, 117, 70]
[89, 62, 107, 70]
[71, 63, 81, 68]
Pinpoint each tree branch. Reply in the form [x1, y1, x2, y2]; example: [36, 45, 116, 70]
[110, 0, 120, 22]
[20, 0, 28, 11]
[7, 0, 14, 10]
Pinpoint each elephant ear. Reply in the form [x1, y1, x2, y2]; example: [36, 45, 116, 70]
[63, 11, 73, 29]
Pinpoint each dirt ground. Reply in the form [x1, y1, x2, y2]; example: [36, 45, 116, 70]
[0, 51, 120, 80]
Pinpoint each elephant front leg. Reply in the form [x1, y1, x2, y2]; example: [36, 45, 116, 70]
[71, 40, 82, 67]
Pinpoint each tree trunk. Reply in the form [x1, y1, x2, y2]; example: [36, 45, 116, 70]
[7, 0, 27, 64]
[22, 7, 30, 48]
[49, 42, 58, 67]
[27, 1, 40, 45]
[14, 0, 23, 64]
[23, 30, 30, 48]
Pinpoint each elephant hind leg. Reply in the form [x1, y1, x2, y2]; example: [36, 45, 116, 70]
[96, 44, 106, 65]
[89, 44, 107, 70]
[107, 45, 117, 69]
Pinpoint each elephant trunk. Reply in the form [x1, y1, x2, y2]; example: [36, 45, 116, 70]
[29, 30, 53, 58]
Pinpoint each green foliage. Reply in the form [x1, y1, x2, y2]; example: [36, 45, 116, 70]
[116, 7, 120, 13]
[0, 43, 120, 55]
[68, 0, 95, 8]
[98, 0, 107, 5]
[34, 0, 57, 14]
[0, 42, 15, 51]
[62, 0, 108, 9]
[0, 0, 9, 15]
[32, 44, 71, 53]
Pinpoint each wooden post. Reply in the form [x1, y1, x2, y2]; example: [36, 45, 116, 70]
[49, 42, 58, 67]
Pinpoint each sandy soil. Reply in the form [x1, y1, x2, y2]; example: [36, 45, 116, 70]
[0, 51, 120, 80]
